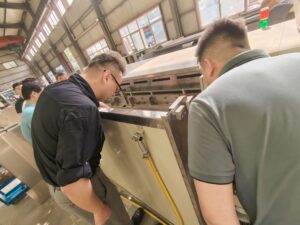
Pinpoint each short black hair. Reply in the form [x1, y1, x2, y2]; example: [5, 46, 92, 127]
[22, 77, 37, 84]
[196, 19, 250, 62]
[12, 82, 21, 90]
[21, 82, 42, 100]
[88, 51, 127, 74]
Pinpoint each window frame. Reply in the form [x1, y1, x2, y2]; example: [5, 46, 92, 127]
[118, 4, 168, 55]
[43, 23, 51, 36]
[2, 61, 17, 70]
[25, 55, 31, 62]
[85, 38, 110, 60]
[63, 47, 81, 72]
[38, 31, 46, 43]
[47, 10, 59, 29]
[35, 38, 41, 48]
[56, 0, 66, 15]
[194, 0, 261, 30]
[46, 71, 56, 83]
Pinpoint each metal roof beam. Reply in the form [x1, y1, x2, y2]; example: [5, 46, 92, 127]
[40, 51, 55, 74]
[50, 2, 88, 66]
[23, 0, 48, 53]
[90, 0, 117, 50]
[0, 2, 34, 17]
[168, 0, 183, 38]
[0, 22, 22, 28]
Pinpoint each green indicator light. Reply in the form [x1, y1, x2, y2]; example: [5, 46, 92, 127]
[259, 19, 269, 29]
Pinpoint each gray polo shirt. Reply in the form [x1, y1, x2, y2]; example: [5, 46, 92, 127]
[188, 49, 300, 225]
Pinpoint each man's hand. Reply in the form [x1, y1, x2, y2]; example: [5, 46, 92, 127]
[99, 101, 110, 109]
[94, 204, 112, 225]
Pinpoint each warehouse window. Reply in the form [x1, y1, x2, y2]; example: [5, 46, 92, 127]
[29, 48, 35, 57]
[56, 0, 66, 15]
[64, 48, 81, 72]
[2, 61, 17, 70]
[38, 76, 49, 86]
[32, 45, 37, 53]
[35, 38, 41, 48]
[25, 55, 31, 61]
[55, 65, 65, 73]
[119, 6, 167, 54]
[39, 32, 46, 43]
[67, 0, 73, 6]
[47, 71, 56, 83]
[86, 39, 109, 60]
[43, 23, 51, 36]
[247, 0, 263, 11]
[48, 11, 59, 29]
[197, 0, 263, 27]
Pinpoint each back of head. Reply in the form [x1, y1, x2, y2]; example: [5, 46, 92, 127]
[12, 82, 21, 90]
[55, 71, 67, 82]
[196, 18, 250, 63]
[22, 77, 37, 84]
[22, 82, 42, 100]
[87, 51, 127, 74]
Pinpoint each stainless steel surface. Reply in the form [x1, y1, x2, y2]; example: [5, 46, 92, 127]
[0, 137, 40, 188]
[0, 107, 51, 204]
[0, 196, 89, 225]
[1, 126, 38, 172]
[106, 46, 202, 110]
[100, 119, 200, 225]
[100, 47, 205, 224]
[100, 108, 167, 129]
[0, 126, 51, 204]
[0, 106, 20, 130]
[124, 47, 199, 79]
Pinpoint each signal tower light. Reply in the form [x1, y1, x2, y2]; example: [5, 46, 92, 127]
[259, 7, 270, 29]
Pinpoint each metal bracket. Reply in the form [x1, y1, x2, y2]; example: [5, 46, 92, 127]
[185, 96, 194, 110]
[168, 96, 188, 120]
[132, 132, 150, 158]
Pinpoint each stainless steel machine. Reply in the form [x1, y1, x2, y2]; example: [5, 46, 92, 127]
[100, 46, 218, 225]
[101, 45, 252, 225]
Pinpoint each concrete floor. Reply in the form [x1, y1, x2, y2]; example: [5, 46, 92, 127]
[0, 195, 88, 225]
[0, 194, 160, 225]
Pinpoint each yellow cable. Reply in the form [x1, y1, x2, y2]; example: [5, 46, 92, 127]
[121, 195, 167, 225]
[145, 158, 184, 225]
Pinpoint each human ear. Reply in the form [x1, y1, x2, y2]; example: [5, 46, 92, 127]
[202, 59, 214, 78]
[102, 70, 110, 84]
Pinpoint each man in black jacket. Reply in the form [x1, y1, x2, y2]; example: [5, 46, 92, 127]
[32, 51, 133, 225]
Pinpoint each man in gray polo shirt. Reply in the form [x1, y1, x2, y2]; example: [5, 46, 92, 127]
[188, 18, 300, 225]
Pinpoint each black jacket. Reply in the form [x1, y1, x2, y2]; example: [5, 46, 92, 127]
[32, 74, 105, 187]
